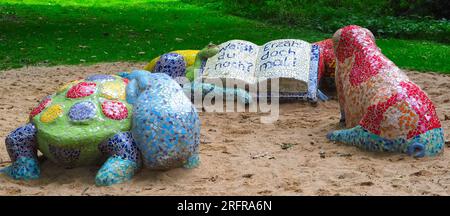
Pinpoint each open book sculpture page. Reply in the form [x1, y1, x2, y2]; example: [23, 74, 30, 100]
[198, 39, 320, 102]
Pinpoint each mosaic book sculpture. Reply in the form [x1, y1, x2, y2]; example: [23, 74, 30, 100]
[144, 39, 340, 104]
[1, 72, 201, 186]
[327, 25, 444, 157]
[198, 39, 320, 102]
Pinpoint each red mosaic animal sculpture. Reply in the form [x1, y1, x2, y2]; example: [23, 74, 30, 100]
[326, 25, 444, 157]
[315, 38, 336, 81]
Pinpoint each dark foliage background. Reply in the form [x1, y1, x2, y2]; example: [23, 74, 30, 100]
[182, 0, 450, 43]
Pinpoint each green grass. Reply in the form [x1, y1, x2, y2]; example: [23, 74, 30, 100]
[377, 39, 450, 72]
[0, 0, 449, 73]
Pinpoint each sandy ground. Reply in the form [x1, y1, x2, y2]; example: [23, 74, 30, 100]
[0, 62, 449, 196]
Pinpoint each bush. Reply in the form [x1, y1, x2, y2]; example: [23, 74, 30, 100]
[182, 0, 450, 43]
[388, 0, 450, 19]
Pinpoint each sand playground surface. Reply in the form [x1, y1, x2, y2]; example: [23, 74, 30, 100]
[0, 62, 449, 195]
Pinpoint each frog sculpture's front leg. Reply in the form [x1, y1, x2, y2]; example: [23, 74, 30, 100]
[2, 123, 40, 180]
[95, 132, 142, 186]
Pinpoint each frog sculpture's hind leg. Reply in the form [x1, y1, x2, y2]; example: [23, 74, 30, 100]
[95, 132, 142, 186]
[1, 123, 40, 180]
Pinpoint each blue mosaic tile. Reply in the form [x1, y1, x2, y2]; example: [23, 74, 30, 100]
[5, 123, 37, 161]
[48, 144, 81, 167]
[125, 70, 200, 170]
[95, 156, 139, 186]
[154, 53, 187, 79]
[3, 156, 40, 180]
[99, 131, 141, 164]
[68, 101, 97, 122]
[327, 126, 444, 157]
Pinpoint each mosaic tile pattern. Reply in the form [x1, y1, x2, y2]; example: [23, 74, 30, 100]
[95, 156, 139, 186]
[101, 100, 128, 120]
[144, 50, 199, 71]
[327, 126, 444, 157]
[306, 44, 320, 102]
[99, 132, 141, 164]
[66, 82, 97, 98]
[48, 144, 81, 167]
[40, 104, 64, 123]
[154, 53, 187, 79]
[327, 25, 444, 157]
[143, 47, 253, 105]
[5, 123, 37, 161]
[68, 101, 97, 122]
[125, 71, 201, 170]
[3, 123, 39, 179]
[314, 39, 336, 81]
[3, 74, 135, 185]
[29, 97, 52, 119]
[100, 81, 126, 100]
[95, 132, 141, 186]
[2, 156, 40, 180]
[4, 71, 203, 185]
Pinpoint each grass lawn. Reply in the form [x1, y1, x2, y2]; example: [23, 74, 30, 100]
[1, 0, 449, 73]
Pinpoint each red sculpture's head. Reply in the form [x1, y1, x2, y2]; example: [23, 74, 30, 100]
[332, 25, 376, 62]
[315, 39, 336, 81]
